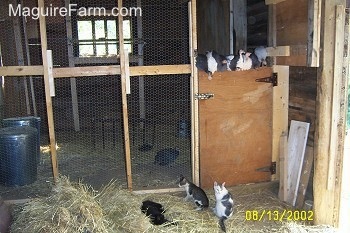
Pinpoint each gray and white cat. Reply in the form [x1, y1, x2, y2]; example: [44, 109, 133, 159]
[178, 174, 209, 210]
[213, 181, 234, 232]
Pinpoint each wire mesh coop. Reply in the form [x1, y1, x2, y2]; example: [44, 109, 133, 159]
[0, 0, 194, 198]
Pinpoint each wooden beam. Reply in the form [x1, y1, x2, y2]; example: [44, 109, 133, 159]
[137, 0, 145, 123]
[286, 120, 310, 206]
[21, 0, 37, 117]
[314, 0, 347, 226]
[11, 0, 31, 115]
[54, 66, 119, 77]
[190, 0, 199, 186]
[229, 0, 234, 54]
[268, 4, 277, 65]
[265, 0, 286, 5]
[338, 8, 350, 230]
[327, 5, 345, 191]
[233, 0, 247, 51]
[47, 50, 55, 97]
[266, 46, 290, 56]
[129, 64, 191, 76]
[295, 146, 314, 209]
[266, 45, 308, 57]
[133, 187, 182, 194]
[118, 0, 132, 191]
[0, 64, 191, 77]
[65, 0, 80, 132]
[307, 0, 321, 67]
[278, 132, 288, 202]
[272, 65, 289, 182]
[38, 0, 59, 182]
[0, 66, 44, 76]
[4, 198, 31, 205]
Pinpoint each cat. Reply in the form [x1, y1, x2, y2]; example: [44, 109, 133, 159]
[178, 174, 209, 210]
[213, 181, 234, 232]
[141, 200, 176, 226]
[206, 50, 228, 80]
[235, 49, 253, 71]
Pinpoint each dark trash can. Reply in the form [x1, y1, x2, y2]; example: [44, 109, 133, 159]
[0, 126, 38, 186]
[2, 116, 41, 164]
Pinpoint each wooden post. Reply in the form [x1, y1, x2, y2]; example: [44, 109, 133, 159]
[278, 132, 288, 201]
[38, 0, 59, 181]
[314, 1, 346, 226]
[118, 0, 133, 191]
[267, 3, 277, 65]
[189, 0, 199, 186]
[338, 8, 350, 231]
[11, 0, 31, 115]
[137, 0, 145, 124]
[327, 5, 345, 191]
[272, 65, 289, 181]
[307, 0, 321, 67]
[229, 0, 234, 54]
[65, 0, 80, 131]
[232, 0, 247, 51]
[21, 0, 37, 117]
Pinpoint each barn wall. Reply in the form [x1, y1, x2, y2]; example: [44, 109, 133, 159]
[275, 0, 308, 66]
[288, 66, 317, 200]
[288, 66, 317, 147]
[197, 0, 230, 55]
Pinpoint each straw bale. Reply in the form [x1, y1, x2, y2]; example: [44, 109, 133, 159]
[10, 177, 338, 233]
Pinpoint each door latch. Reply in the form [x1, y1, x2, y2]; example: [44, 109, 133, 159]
[195, 93, 214, 100]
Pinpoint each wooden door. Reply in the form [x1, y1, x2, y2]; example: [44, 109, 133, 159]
[199, 67, 273, 188]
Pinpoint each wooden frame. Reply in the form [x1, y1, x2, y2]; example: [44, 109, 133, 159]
[272, 65, 289, 181]
[118, 0, 133, 191]
[189, 0, 199, 186]
[0, 64, 191, 78]
[38, 0, 59, 181]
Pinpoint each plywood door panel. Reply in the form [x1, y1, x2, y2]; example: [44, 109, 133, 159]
[199, 67, 273, 188]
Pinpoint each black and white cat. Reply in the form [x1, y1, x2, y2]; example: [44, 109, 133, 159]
[213, 181, 234, 232]
[206, 50, 228, 80]
[178, 174, 209, 210]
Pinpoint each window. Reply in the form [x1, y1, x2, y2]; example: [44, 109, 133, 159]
[76, 18, 132, 57]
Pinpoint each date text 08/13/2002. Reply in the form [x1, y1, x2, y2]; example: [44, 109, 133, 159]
[245, 210, 314, 222]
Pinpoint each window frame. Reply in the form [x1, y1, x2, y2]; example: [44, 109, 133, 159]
[73, 15, 133, 58]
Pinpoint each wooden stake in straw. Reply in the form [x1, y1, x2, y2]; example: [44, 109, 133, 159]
[38, 0, 59, 181]
[118, 0, 132, 190]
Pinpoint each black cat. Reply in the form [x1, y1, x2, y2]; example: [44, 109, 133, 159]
[141, 200, 176, 226]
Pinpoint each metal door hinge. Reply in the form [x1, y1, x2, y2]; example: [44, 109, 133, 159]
[256, 162, 276, 175]
[255, 72, 278, 86]
[195, 93, 214, 100]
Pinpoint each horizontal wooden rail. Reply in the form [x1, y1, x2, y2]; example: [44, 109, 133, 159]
[0, 64, 191, 78]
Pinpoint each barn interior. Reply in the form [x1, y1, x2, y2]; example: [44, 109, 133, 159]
[0, 0, 349, 232]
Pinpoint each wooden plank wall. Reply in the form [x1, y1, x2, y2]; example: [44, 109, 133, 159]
[288, 66, 317, 201]
[197, 0, 230, 55]
[288, 67, 317, 147]
[0, 4, 27, 118]
[275, 0, 308, 66]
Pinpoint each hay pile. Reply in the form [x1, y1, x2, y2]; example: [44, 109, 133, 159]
[11, 177, 338, 233]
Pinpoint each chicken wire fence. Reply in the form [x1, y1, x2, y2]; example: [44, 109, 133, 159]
[0, 0, 191, 198]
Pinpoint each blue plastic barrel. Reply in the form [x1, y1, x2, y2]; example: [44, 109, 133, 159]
[0, 126, 38, 186]
[2, 116, 41, 164]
